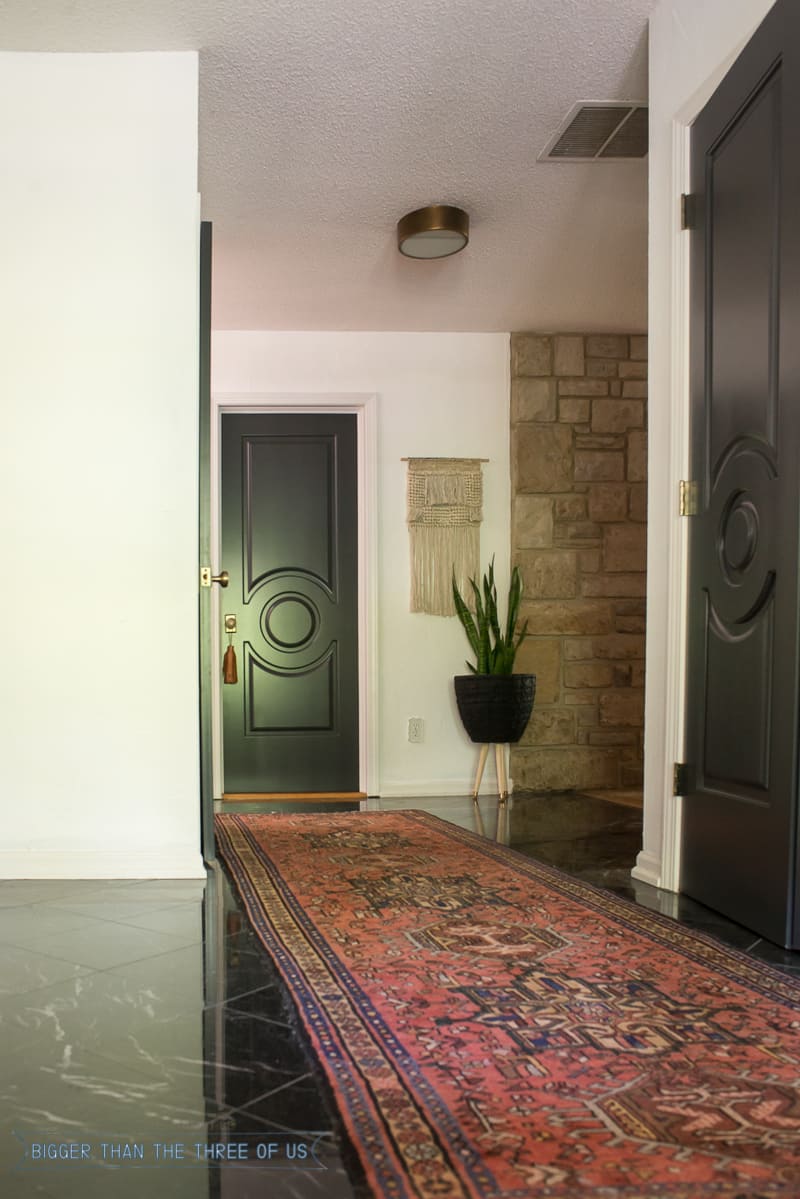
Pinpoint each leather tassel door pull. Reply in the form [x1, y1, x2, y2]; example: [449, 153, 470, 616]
[223, 643, 238, 684]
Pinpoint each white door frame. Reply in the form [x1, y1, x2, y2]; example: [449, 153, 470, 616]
[210, 392, 379, 798]
[634, 119, 692, 894]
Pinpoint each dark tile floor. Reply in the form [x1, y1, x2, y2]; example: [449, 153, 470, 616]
[1, 792, 798, 1198]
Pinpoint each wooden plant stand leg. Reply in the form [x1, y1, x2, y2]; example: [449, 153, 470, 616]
[496, 795, 509, 845]
[495, 743, 509, 801]
[472, 743, 490, 799]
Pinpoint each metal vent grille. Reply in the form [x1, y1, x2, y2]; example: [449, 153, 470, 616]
[539, 102, 648, 161]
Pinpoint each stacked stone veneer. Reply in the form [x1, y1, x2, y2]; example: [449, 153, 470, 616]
[510, 332, 647, 792]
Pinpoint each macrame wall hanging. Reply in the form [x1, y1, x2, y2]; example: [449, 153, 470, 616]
[406, 457, 484, 616]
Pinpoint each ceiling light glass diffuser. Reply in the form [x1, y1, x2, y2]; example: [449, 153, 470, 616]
[397, 205, 469, 259]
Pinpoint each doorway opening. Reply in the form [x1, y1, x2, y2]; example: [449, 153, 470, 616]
[209, 394, 379, 802]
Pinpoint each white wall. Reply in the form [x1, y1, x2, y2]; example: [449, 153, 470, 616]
[0, 53, 203, 878]
[639, 0, 776, 888]
[212, 332, 510, 797]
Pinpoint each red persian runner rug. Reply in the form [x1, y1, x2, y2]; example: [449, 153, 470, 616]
[215, 810, 800, 1198]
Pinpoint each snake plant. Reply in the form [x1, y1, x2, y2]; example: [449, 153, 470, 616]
[452, 557, 528, 675]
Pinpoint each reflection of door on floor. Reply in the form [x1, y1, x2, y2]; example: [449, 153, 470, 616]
[681, 0, 800, 948]
[219, 412, 359, 796]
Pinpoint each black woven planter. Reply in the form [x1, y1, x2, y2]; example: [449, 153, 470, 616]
[454, 674, 536, 744]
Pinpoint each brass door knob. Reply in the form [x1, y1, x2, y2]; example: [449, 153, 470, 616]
[200, 567, 230, 589]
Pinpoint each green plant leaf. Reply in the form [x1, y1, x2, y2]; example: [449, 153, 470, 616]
[505, 564, 523, 645]
[484, 570, 501, 646]
[451, 570, 480, 671]
[470, 578, 490, 674]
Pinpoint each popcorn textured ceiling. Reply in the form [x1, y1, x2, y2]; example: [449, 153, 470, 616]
[2, 0, 656, 331]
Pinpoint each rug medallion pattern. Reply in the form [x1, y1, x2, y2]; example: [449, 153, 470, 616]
[215, 810, 800, 1198]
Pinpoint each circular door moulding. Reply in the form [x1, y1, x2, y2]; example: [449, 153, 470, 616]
[262, 594, 319, 650]
[719, 492, 759, 577]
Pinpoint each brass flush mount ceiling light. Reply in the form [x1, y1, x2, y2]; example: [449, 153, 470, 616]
[397, 205, 469, 259]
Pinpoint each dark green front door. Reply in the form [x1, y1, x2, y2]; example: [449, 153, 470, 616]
[681, 0, 800, 947]
[220, 413, 359, 793]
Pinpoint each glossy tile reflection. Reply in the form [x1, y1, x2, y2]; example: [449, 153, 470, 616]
[0, 874, 352, 1199]
[2, 792, 799, 1198]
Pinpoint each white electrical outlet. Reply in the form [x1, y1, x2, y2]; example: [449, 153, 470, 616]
[408, 717, 424, 743]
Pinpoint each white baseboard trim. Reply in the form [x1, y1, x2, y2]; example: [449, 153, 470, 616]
[0, 850, 207, 880]
[631, 850, 663, 889]
[378, 778, 513, 799]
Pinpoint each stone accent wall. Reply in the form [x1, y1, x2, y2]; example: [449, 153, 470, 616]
[510, 333, 647, 792]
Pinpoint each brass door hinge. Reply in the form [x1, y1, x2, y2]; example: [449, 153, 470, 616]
[679, 480, 699, 516]
[673, 762, 690, 795]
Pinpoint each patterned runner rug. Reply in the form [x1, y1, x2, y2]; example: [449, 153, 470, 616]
[215, 809, 800, 1198]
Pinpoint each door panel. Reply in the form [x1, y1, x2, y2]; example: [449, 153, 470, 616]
[244, 436, 336, 592]
[221, 413, 359, 793]
[708, 71, 779, 467]
[682, 0, 800, 948]
[703, 602, 771, 792]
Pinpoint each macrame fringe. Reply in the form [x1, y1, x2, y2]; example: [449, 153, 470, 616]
[410, 524, 480, 616]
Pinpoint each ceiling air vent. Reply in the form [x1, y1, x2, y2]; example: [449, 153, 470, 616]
[539, 102, 648, 161]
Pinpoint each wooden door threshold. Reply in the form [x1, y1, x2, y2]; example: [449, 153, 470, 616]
[222, 791, 367, 802]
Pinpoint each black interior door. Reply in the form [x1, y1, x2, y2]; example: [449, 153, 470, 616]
[198, 221, 215, 859]
[220, 413, 359, 794]
[682, 0, 800, 948]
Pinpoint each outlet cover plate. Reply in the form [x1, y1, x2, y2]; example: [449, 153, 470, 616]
[408, 717, 424, 743]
